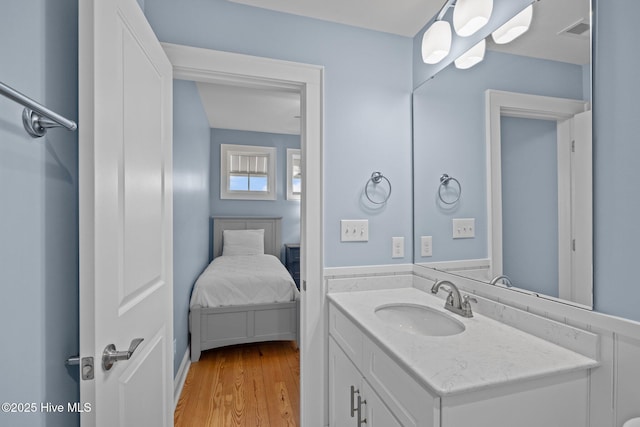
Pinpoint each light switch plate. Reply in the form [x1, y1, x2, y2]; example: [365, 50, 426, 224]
[392, 236, 404, 258]
[421, 236, 433, 257]
[453, 218, 475, 239]
[341, 219, 369, 242]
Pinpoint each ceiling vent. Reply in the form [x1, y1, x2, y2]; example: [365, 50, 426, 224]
[559, 20, 590, 37]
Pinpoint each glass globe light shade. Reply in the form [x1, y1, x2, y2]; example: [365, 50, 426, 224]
[453, 0, 493, 37]
[455, 39, 486, 69]
[421, 20, 452, 64]
[492, 4, 533, 44]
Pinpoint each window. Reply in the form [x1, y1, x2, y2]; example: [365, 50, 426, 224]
[221, 144, 276, 200]
[287, 148, 301, 201]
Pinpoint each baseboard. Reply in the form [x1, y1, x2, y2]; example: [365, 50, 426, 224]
[174, 347, 191, 410]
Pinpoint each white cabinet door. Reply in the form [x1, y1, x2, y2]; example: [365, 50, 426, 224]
[361, 381, 402, 427]
[329, 338, 362, 427]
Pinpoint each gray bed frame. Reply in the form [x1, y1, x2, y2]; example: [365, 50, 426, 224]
[189, 216, 300, 362]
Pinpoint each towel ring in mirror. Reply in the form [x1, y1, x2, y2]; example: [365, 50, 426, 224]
[438, 173, 461, 205]
[365, 171, 392, 205]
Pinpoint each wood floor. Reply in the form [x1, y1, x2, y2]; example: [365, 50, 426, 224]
[174, 341, 300, 427]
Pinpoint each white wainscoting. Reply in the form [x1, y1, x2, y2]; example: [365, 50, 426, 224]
[324, 264, 414, 293]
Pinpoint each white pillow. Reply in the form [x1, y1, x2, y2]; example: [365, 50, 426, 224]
[222, 229, 265, 256]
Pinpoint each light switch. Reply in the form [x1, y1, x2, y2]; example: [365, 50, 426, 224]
[340, 220, 369, 242]
[453, 218, 475, 239]
[392, 236, 404, 258]
[421, 236, 433, 257]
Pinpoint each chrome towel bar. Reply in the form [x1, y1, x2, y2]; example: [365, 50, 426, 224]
[0, 81, 77, 138]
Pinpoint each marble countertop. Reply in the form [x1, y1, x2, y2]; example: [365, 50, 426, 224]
[328, 288, 599, 396]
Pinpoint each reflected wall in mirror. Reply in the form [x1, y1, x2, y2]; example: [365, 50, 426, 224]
[413, 0, 593, 308]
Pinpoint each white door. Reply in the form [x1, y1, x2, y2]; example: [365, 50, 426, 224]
[79, 0, 173, 425]
[570, 110, 593, 306]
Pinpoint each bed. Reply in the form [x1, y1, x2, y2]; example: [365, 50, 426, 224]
[189, 217, 300, 362]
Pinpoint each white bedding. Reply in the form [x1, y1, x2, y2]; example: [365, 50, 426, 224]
[189, 254, 298, 308]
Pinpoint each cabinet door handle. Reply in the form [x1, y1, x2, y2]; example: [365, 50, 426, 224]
[350, 385, 358, 418]
[357, 394, 367, 425]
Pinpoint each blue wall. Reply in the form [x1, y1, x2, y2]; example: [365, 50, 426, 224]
[173, 80, 212, 374]
[592, 0, 640, 321]
[211, 129, 301, 256]
[0, 1, 79, 426]
[143, 0, 414, 267]
[413, 50, 584, 264]
[501, 117, 558, 296]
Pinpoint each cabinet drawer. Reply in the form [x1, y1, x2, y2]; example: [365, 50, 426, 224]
[329, 303, 363, 368]
[363, 335, 439, 427]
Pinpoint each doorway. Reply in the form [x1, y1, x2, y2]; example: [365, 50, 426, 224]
[164, 43, 325, 426]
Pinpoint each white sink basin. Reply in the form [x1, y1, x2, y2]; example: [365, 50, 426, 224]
[375, 303, 465, 337]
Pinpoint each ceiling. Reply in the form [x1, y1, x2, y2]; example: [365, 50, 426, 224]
[196, 82, 301, 135]
[228, 0, 443, 37]
[198, 0, 590, 134]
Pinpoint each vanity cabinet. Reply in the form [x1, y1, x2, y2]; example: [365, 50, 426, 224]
[329, 338, 402, 427]
[329, 304, 438, 427]
[328, 298, 591, 427]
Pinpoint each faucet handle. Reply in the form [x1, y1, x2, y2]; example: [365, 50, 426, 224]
[461, 295, 477, 317]
[463, 295, 477, 305]
[445, 291, 455, 306]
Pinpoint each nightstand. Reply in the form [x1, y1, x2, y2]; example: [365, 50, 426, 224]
[284, 243, 300, 290]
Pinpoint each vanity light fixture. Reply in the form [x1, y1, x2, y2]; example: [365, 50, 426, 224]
[491, 4, 533, 44]
[453, 0, 493, 37]
[454, 39, 486, 69]
[421, 20, 453, 64]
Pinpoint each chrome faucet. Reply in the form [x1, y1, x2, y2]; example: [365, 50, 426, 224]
[431, 280, 477, 318]
[490, 274, 513, 288]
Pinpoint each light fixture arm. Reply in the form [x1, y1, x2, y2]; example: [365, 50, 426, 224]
[436, 0, 457, 21]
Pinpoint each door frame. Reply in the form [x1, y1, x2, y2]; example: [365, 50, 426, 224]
[162, 43, 325, 426]
[485, 89, 591, 308]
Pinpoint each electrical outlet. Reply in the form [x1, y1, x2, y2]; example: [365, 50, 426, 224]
[340, 220, 369, 242]
[421, 236, 433, 257]
[392, 236, 404, 258]
[453, 218, 475, 239]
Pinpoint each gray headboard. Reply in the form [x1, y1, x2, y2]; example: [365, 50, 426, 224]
[212, 216, 282, 259]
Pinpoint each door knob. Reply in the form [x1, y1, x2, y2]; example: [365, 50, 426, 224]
[102, 338, 144, 371]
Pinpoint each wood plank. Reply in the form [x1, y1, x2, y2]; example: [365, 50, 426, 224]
[175, 341, 299, 427]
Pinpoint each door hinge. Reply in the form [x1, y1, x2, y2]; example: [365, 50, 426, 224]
[302, 280, 307, 291]
[572, 140, 575, 152]
[572, 239, 576, 251]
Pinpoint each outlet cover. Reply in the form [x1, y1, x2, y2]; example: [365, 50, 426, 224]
[341, 219, 369, 242]
[392, 236, 404, 258]
[453, 218, 475, 239]
[421, 236, 433, 257]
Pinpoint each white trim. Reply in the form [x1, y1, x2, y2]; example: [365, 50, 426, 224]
[163, 42, 325, 427]
[485, 89, 590, 308]
[286, 148, 301, 201]
[173, 347, 191, 410]
[324, 263, 414, 278]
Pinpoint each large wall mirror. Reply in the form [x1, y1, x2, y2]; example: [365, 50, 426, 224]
[413, 0, 593, 308]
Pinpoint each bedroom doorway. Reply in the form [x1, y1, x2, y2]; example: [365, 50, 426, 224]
[165, 43, 325, 426]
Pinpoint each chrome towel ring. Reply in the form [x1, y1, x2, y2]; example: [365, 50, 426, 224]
[365, 171, 392, 205]
[438, 173, 461, 205]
